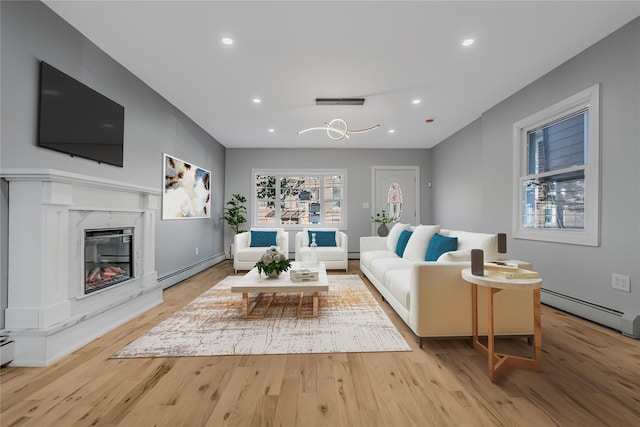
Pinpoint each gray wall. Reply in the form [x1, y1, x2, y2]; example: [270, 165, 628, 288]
[431, 118, 485, 232]
[432, 18, 640, 323]
[225, 148, 433, 256]
[0, 1, 226, 291]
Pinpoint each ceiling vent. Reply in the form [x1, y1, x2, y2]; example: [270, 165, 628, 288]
[315, 98, 365, 106]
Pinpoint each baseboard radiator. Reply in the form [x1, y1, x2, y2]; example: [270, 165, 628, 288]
[541, 288, 639, 339]
[158, 253, 226, 290]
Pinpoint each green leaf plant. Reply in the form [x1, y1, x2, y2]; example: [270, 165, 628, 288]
[222, 193, 247, 234]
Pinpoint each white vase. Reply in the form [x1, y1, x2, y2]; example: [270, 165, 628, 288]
[309, 233, 318, 265]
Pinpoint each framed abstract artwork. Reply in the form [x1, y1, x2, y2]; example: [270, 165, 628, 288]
[162, 153, 211, 219]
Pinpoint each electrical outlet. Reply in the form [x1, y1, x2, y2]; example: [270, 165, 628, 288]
[195, 247, 199, 255]
[612, 273, 630, 292]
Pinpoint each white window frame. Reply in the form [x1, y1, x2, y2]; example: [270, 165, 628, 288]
[512, 83, 600, 246]
[251, 168, 347, 230]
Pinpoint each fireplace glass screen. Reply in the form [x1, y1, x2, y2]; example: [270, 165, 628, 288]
[85, 227, 134, 294]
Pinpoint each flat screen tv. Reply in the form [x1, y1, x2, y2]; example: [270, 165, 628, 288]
[37, 61, 125, 167]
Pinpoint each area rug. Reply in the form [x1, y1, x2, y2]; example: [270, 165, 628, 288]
[112, 274, 411, 358]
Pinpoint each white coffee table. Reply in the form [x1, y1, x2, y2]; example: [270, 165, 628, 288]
[231, 262, 328, 319]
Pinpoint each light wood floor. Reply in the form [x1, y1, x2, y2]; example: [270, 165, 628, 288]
[2, 260, 639, 426]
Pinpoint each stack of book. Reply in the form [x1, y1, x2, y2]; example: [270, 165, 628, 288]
[484, 261, 540, 279]
[289, 268, 319, 282]
[0, 330, 14, 367]
[0, 330, 9, 345]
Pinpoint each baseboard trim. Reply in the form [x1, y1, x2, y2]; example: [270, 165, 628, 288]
[541, 288, 638, 339]
[621, 313, 640, 339]
[158, 253, 226, 289]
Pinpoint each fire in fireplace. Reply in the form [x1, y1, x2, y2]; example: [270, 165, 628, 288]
[84, 227, 134, 294]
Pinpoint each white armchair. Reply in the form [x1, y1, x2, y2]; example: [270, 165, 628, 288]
[294, 228, 348, 271]
[234, 228, 289, 273]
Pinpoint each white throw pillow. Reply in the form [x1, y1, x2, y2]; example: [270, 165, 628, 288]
[437, 250, 472, 262]
[386, 223, 411, 252]
[402, 224, 441, 261]
[447, 230, 499, 261]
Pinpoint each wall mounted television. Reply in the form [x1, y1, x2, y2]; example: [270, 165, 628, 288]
[37, 61, 125, 167]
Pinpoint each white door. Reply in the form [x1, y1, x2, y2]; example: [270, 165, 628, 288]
[373, 167, 419, 234]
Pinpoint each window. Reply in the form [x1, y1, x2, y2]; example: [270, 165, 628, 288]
[513, 84, 599, 246]
[253, 169, 346, 228]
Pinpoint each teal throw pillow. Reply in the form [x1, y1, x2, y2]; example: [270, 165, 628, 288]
[425, 233, 458, 261]
[308, 230, 337, 247]
[395, 230, 413, 257]
[250, 230, 277, 247]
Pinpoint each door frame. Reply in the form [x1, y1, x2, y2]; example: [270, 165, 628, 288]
[371, 166, 420, 233]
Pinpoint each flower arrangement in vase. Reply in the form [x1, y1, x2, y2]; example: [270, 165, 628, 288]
[255, 246, 292, 278]
[371, 209, 394, 237]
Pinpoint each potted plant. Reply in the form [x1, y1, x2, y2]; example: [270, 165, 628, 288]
[371, 209, 394, 237]
[255, 246, 292, 278]
[222, 194, 247, 234]
[222, 194, 247, 259]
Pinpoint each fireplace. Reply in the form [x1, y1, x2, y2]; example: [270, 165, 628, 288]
[1, 169, 162, 366]
[85, 228, 134, 294]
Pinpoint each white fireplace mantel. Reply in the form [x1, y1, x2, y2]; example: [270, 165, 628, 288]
[1, 169, 163, 366]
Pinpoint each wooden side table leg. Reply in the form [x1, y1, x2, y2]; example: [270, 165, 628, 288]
[533, 288, 543, 369]
[487, 287, 496, 381]
[472, 283, 480, 351]
[488, 288, 511, 382]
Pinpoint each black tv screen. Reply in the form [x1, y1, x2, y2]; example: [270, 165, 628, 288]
[38, 61, 125, 167]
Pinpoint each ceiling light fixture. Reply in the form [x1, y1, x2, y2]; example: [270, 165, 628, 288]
[297, 118, 380, 141]
[462, 38, 474, 47]
[412, 99, 421, 105]
[315, 98, 365, 106]
[252, 98, 261, 104]
[222, 37, 233, 45]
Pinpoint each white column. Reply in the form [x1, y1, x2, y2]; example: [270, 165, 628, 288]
[5, 181, 72, 329]
[142, 194, 159, 288]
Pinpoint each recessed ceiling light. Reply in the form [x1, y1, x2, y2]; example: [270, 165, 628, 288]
[268, 128, 275, 133]
[462, 38, 474, 47]
[388, 129, 395, 134]
[252, 98, 261, 104]
[412, 99, 421, 105]
[222, 37, 233, 45]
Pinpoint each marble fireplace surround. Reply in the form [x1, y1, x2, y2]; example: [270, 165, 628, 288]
[1, 169, 163, 366]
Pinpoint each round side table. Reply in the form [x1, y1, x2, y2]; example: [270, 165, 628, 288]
[461, 268, 543, 382]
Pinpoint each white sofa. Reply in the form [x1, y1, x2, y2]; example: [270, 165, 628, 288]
[234, 228, 289, 273]
[360, 223, 534, 347]
[295, 228, 348, 271]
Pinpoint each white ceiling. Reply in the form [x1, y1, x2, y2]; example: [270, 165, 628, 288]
[43, 1, 640, 149]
